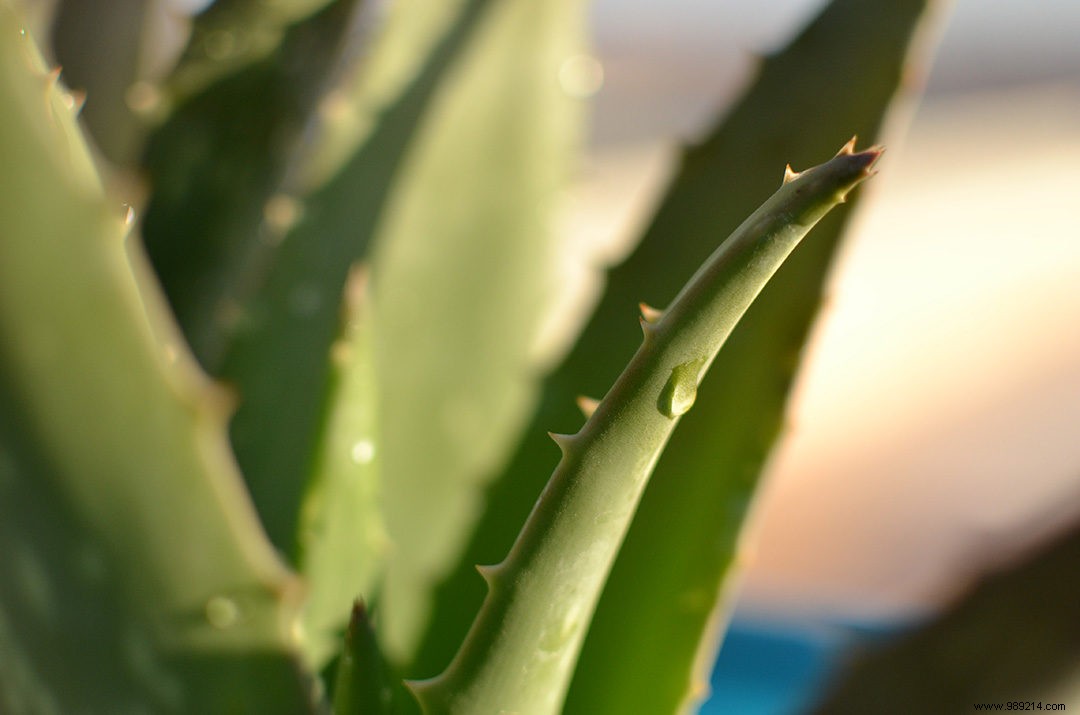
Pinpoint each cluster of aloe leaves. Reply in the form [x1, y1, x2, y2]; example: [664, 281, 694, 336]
[0, 0, 937, 712]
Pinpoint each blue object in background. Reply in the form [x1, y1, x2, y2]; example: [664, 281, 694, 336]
[699, 616, 905, 714]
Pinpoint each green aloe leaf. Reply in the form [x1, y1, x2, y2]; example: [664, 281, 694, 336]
[215, 0, 493, 560]
[565, 2, 939, 712]
[167, 0, 340, 104]
[369, 0, 589, 663]
[297, 267, 385, 669]
[0, 6, 314, 711]
[411, 147, 881, 715]
[407, 0, 939, 702]
[142, 0, 358, 370]
[332, 601, 397, 715]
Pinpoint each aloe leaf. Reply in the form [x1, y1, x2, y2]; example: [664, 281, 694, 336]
[812, 517, 1080, 714]
[298, 0, 472, 187]
[331, 601, 397, 715]
[297, 267, 385, 669]
[142, 0, 358, 370]
[410, 147, 881, 715]
[410, 0, 938, 690]
[369, 0, 589, 663]
[217, 0, 492, 559]
[0, 8, 314, 711]
[564, 3, 940, 712]
[166, 0, 340, 104]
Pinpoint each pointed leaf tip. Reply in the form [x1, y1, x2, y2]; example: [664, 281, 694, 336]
[836, 135, 858, 156]
[349, 598, 372, 628]
[547, 431, 576, 453]
[475, 563, 501, 585]
[576, 396, 600, 419]
[837, 140, 884, 174]
[639, 313, 662, 340]
[638, 302, 663, 324]
[847, 144, 885, 179]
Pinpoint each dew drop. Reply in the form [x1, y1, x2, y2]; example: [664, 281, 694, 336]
[350, 439, 375, 465]
[263, 194, 303, 237]
[658, 357, 706, 418]
[204, 595, 239, 629]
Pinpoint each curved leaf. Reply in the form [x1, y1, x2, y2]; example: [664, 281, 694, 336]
[567, 2, 940, 712]
[0, 8, 314, 710]
[411, 148, 880, 715]
[370, 0, 589, 662]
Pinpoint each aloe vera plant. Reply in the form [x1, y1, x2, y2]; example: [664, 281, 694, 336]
[409, 143, 881, 714]
[0, 0, 940, 713]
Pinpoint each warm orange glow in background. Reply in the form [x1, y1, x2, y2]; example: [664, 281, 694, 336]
[572, 0, 1080, 620]
[744, 85, 1080, 618]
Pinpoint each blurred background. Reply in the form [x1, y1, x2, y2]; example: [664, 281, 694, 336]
[563, 0, 1080, 709]
[571, 0, 1080, 621]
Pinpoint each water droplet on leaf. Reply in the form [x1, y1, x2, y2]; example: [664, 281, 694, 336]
[350, 439, 375, 465]
[658, 358, 706, 418]
[205, 595, 239, 629]
[263, 194, 303, 237]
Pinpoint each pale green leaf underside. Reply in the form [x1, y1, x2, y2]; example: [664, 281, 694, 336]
[368, 0, 588, 663]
